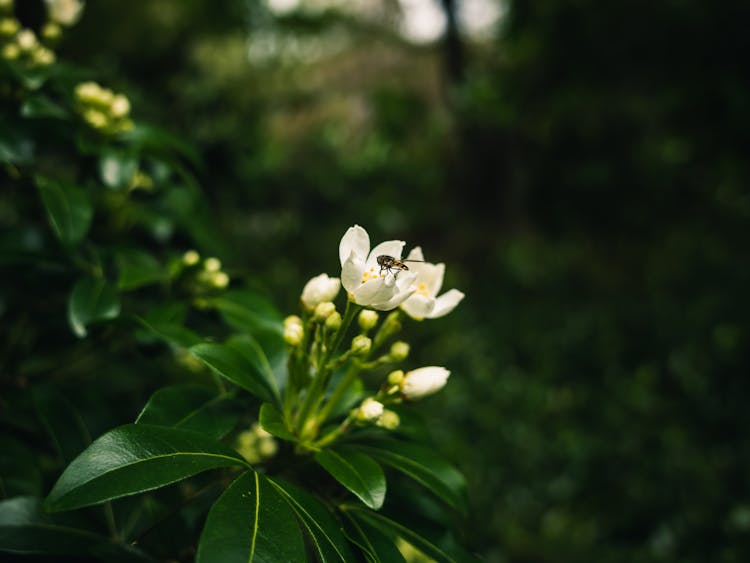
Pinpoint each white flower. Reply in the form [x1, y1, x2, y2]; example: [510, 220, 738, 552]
[401, 366, 450, 400]
[357, 398, 384, 422]
[339, 225, 416, 311]
[399, 247, 464, 320]
[301, 273, 340, 309]
[45, 0, 85, 27]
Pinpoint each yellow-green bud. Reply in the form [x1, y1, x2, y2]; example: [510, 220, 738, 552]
[325, 311, 342, 331]
[0, 18, 19, 36]
[351, 335, 372, 356]
[389, 341, 410, 362]
[387, 369, 404, 386]
[211, 271, 229, 289]
[32, 46, 55, 66]
[75, 81, 101, 103]
[96, 87, 114, 106]
[16, 29, 37, 51]
[204, 257, 221, 272]
[182, 249, 200, 265]
[257, 438, 278, 458]
[358, 309, 379, 331]
[314, 301, 336, 321]
[0, 0, 12, 12]
[376, 409, 400, 430]
[110, 94, 131, 118]
[1, 42, 19, 60]
[283, 315, 304, 346]
[356, 398, 384, 422]
[83, 108, 108, 129]
[41, 22, 62, 41]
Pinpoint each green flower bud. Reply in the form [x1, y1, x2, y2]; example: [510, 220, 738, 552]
[376, 409, 400, 430]
[389, 341, 410, 362]
[351, 335, 372, 356]
[325, 311, 342, 331]
[358, 309, 379, 331]
[314, 301, 336, 321]
[1, 42, 19, 60]
[0, 18, 19, 36]
[41, 22, 62, 41]
[387, 369, 404, 386]
[283, 315, 304, 346]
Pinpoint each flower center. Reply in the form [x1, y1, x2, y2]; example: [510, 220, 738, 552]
[415, 282, 430, 297]
[361, 266, 384, 284]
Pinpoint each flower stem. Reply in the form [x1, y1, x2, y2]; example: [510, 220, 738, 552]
[315, 362, 362, 426]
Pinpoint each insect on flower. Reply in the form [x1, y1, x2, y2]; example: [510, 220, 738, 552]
[376, 255, 424, 278]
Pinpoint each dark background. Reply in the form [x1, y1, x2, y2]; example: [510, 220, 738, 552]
[45, 0, 750, 561]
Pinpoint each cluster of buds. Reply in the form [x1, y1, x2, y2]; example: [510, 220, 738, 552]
[182, 250, 230, 291]
[271, 225, 463, 450]
[74, 81, 134, 134]
[236, 424, 278, 465]
[0, 19, 55, 67]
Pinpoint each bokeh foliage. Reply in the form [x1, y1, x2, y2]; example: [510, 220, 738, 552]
[4, 0, 750, 561]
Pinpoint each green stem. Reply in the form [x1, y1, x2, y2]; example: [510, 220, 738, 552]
[313, 415, 354, 448]
[316, 362, 362, 426]
[104, 502, 118, 541]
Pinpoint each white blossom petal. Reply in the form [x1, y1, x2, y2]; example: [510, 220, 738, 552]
[401, 366, 450, 400]
[301, 273, 340, 309]
[372, 272, 417, 310]
[352, 277, 393, 306]
[366, 240, 405, 268]
[405, 246, 424, 262]
[428, 289, 465, 319]
[339, 225, 370, 267]
[400, 294, 436, 320]
[341, 252, 365, 294]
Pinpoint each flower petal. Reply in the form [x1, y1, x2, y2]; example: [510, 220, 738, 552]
[341, 251, 365, 294]
[427, 289, 465, 318]
[352, 277, 393, 307]
[372, 272, 417, 310]
[339, 225, 370, 267]
[405, 246, 424, 262]
[400, 294, 436, 320]
[366, 240, 405, 268]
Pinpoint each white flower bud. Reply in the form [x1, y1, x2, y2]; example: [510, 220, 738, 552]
[110, 94, 130, 118]
[16, 29, 37, 51]
[376, 409, 400, 430]
[182, 249, 200, 266]
[401, 366, 450, 400]
[313, 301, 336, 321]
[283, 315, 304, 346]
[45, 0, 85, 27]
[204, 257, 221, 272]
[358, 309, 379, 331]
[389, 341, 410, 362]
[357, 398, 384, 422]
[75, 81, 100, 103]
[351, 335, 371, 356]
[301, 273, 340, 310]
[325, 311, 342, 331]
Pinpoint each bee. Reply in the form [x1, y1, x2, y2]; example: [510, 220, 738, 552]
[376, 255, 423, 278]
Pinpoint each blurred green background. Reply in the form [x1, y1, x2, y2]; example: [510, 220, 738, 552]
[39, 0, 750, 561]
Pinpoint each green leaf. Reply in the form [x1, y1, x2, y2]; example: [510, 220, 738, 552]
[35, 177, 93, 245]
[351, 441, 467, 512]
[315, 449, 386, 510]
[210, 289, 283, 336]
[0, 121, 34, 164]
[136, 384, 241, 440]
[258, 402, 294, 441]
[135, 316, 202, 348]
[121, 124, 202, 167]
[226, 333, 284, 395]
[32, 388, 91, 464]
[341, 511, 406, 563]
[45, 424, 248, 512]
[100, 152, 138, 190]
[269, 478, 356, 562]
[190, 342, 279, 406]
[116, 249, 166, 290]
[344, 507, 459, 563]
[67, 277, 121, 338]
[196, 472, 305, 563]
[0, 496, 151, 561]
[20, 94, 69, 119]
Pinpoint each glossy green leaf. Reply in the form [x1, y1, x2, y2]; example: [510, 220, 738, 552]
[342, 511, 406, 563]
[0, 496, 151, 561]
[135, 316, 202, 348]
[20, 94, 69, 119]
[190, 342, 279, 406]
[344, 506, 459, 563]
[117, 249, 166, 290]
[258, 402, 294, 441]
[269, 478, 356, 562]
[210, 289, 283, 336]
[36, 177, 93, 245]
[196, 472, 305, 563]
[315, 449, 386, 510]
[351, 441, 467, 512]
[45, 424, 248, 512]
[136, 384, 240, 439]
[32, 389, 91, 464]
[68, 277, 121, 338]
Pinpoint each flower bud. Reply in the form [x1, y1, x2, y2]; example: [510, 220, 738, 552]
[257, 437, 278, 458]
[0, 18, 19, 36]
[376, 409, 400, 430]
[46, 0, 86, 27]
[401, 366, 450, 400]
[283, 315, 304, 346]
[204, 257, 221, 272]
[387, 369, 404, 386]
[357, 398, 384, 422]
[41, 22, 62, 41]
[358, 309, 379, 331]
[325, 311, 342, 331]
[110, 94, 131, 118]
[314, 301, 336, 322]
[75, 81, 101, 103]
[16, 29, 37, 51]
[351, 335, 371, 356]
[1, 43, 19, 60]
[301, 273, 340, 310]
[211, 271, 229, 289]
[182, 249, 200, 266]
[32, 46, 55, 66]
[83, 108, 108, 129]
[389, 341, 410, 362]
[0, 0, 12, 12]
